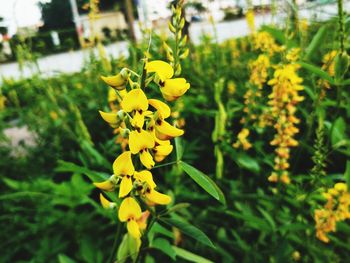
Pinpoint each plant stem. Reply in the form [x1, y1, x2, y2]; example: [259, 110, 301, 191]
[135, 214, 157, 263]
[338, 0, 345, 53]
[153, 160, 180, 169]
[108, 222, 122, 263]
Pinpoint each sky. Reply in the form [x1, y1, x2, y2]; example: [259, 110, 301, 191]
[0, 0, 43, 35]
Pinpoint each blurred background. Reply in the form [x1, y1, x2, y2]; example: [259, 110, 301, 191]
[0, 0, 345, 79]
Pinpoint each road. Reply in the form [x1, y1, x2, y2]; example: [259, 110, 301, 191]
[0, 2, 345, 83]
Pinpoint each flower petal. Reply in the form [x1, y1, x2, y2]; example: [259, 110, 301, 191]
[101, 74, 126, 88]
[113, 151, 135, 176]
[161, 78, 190, 101]
[134, 170, 156, 189]
[121, 89, 148, 112]
[154, 144, 173, 162]
[127, 219, 141, 239]
[94, 179, 115, 192]
[148, 99, 171, 119]
[119, 175, 133, 198]
[145, 60, 174, 81]
[156, 120, 184, 139]
[99, 110, 119, 127]
[146, 189, 171, 205]
[132, 111, 145, 128]
[129, 130, 155, 154]
[99, 193, 115, 209]
[140, 149, 155, 169]
[118, 197, 142, 222]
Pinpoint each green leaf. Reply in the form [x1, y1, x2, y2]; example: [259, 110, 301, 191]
[257, 207, 276, 231]
[161, 202, 190, 216]
[148, 222, 174, 243]
[341, 78, 350, 86]
[58, 254, 77, 263]
[304, 25, 327, 60]
[236, 153, 260, 174]
[175, 137, 184, 161]
[151, 238, 177, 260]
[160, 218, 215, 248]
[55, 160, 109, 182]
[299, 62, 334, 84]
[331, 117, 346, 146]
[180, 161, 226, 205]
[172, 246, 214, 263]
[344, 161, 350, 190]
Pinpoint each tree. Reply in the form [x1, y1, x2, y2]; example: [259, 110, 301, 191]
[39, 0, 74, 31]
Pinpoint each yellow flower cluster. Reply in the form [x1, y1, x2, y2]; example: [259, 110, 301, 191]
[267, 63, 304, 184]
[286, 48, 301, 63]
[322, 50, 337, 77]
[315, 183, 350, 243]
[233, 128, 252, 150]
[318, 50, 337, 97]
[94, 60, 190, 240]
[252, 32, 284, 56]
[233, 54, 270, 150]
[249, 54, 271, 89]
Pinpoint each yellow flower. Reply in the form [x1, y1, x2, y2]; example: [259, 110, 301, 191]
[322, 50, 337, 77]
[118, 197, 142, 239]
[286, 48, 301, 63]
[99, 110, 124, 128]
[153, 144, 173, 162]
[0, 95, 6, 110]
[145, 60, 174, 81]
[148, 99, 171, 118]
[112, 151, 135, 197]
[227, 81, 236, 95]
[99, 193, 116, 209]
[94, 178, 116, 192]
[49, 111, 58, 120]
[101, 73, 126, 89]
[148, 99, 184, 139]
[233, 128, 252, 150]
[121, 88, 149, 128]
[145, 189, 171, 205]
[161, 78, 190, 101]
[267, 172, 278, 183]
[334, 182, 347, 192]
[246, 9, 255, 33]
[129, 129, 155, 169]
[108, 88, 126, 103]
[145, 60, 190, 101]
[134, 170, 171, 205]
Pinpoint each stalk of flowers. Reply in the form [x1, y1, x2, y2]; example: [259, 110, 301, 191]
[267, 60, 304, 184]
[94, 59, 190, 251]
[246, 8, 256, 34]
[318, 50, 337, 100]
[163, 0, 189, 130]
[233, 54, 271, 150]
[315, 183, 350, 243]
